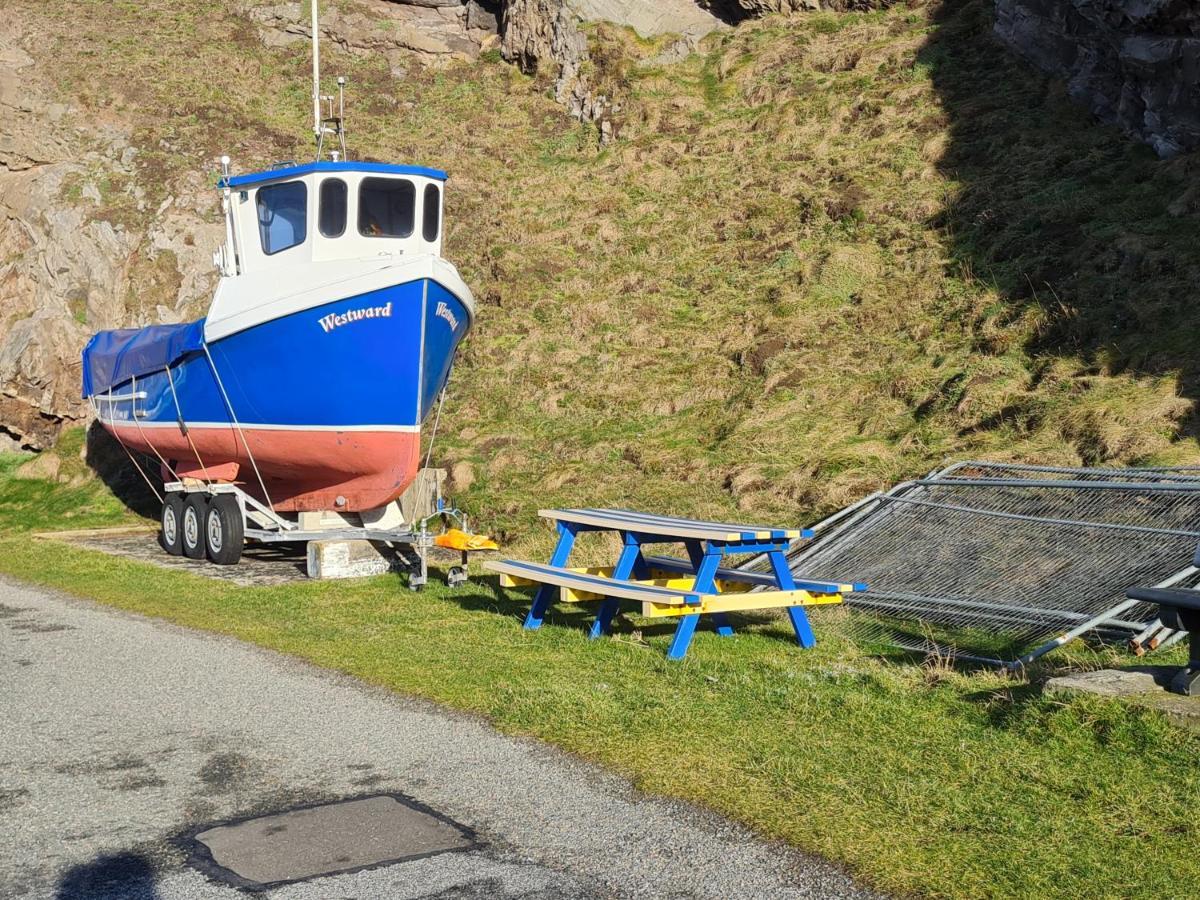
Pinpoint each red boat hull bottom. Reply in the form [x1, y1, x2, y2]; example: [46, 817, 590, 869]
[104, 422, 420, 513]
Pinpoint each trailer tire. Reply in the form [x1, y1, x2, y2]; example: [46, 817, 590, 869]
[181, 494, 208, 560]
[204, 495, 244, 566]
[160, 494, 185, 556]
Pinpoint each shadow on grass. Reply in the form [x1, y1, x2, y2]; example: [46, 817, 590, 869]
[922, 0, 1200, 454]
[454, 574, 819, 649]
[84, 421, 160, 519]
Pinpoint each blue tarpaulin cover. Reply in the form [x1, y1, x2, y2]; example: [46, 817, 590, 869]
[81, 319, 206, 398]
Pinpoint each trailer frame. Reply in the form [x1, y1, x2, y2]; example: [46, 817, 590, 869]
[162, 479, 467, 589]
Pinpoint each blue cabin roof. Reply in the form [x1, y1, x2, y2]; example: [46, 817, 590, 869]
[220, 160, 448, 189]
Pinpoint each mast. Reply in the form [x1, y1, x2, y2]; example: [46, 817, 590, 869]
[309, 0, 347, 161]
[311, 0, 321, 148]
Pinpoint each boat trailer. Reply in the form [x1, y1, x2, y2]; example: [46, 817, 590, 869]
[158, 474, 471, 589]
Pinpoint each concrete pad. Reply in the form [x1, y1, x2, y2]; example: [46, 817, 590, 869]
[192, 794, 474, 888]
[306, 539, 402, 579]
[1046, 666, 1200, 730]
[44, 528, 309, 585]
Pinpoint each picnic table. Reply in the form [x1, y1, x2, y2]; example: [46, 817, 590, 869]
[485, 508, 865, 660]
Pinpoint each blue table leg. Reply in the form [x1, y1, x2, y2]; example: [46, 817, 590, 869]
[685, 541, 734, 637]
[667, 547, 721, 660]
[590, 531, 643, 639]
[712, 613, 734, 637]
[768, 548, 815, 648]
[524, 522, 577, 630]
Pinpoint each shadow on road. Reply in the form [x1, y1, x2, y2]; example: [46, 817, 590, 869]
[55, 852, 160, 900]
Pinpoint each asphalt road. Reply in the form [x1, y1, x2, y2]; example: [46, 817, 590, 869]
[0, 577, 880, 899]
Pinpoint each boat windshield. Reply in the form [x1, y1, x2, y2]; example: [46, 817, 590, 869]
[257, 181, 308, 255]
[359, 177, 415, 238]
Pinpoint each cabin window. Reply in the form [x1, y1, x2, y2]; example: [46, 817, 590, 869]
[359, 177, 415, 238]
[422, 183, 440, 242]
[256, 181, 308, 255]
[319, 178, 347, 238]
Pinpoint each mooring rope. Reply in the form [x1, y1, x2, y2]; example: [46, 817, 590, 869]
[164, 362, 213, 488]
[413, 386, 448, 525]
[202, 343, 277, 513]
[103, 384, 163, 504]
[126, 374, 186, 488]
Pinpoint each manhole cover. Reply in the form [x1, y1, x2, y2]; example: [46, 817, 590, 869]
[187, 794, 476, 889]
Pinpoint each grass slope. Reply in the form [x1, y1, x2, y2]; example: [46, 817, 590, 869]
[14, 0, 1199, 545]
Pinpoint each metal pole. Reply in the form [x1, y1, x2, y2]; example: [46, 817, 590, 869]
[311, 0, 321, 146]
[1007, 597, 1145, 669]
[848, 590, 1151, 629]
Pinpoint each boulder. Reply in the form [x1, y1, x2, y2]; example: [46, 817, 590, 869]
[698, 0, 892, 19]
[995, 0, 1200, 157]
[500, 0, 725, 133]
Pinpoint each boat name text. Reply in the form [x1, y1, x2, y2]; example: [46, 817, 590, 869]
[318, 302, 392, 333]
[435, 301, 459, 330]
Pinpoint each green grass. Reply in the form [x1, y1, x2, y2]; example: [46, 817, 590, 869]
[1, 451, 1198, 900]
[0, 430, 145, 532]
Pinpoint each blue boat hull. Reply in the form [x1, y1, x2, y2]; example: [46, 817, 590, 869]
[91, 277, 470, 511]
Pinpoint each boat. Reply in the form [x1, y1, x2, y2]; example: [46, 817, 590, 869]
[81, 1, 475, 565]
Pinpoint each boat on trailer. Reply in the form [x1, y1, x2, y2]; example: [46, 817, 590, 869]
[81, 2, 474, 583]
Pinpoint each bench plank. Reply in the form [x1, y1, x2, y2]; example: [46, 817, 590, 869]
[486, 559, 699, 605]
[641, 590, 844, 619]
[538, 508, 806, 542]
[643, 554, 862, 594]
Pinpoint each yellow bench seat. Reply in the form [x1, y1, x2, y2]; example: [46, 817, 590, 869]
[485, 559, 845, 619]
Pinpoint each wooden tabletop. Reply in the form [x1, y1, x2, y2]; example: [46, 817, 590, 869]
[538, 508, 805, 542]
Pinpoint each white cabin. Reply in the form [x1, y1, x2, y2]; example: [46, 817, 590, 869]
[205, 161, 469, 343]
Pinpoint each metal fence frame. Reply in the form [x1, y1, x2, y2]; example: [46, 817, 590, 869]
[756, 461, 1200, 668]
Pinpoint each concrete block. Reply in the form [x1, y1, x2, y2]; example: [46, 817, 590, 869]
[306, 540, 400, 579]
[1046, 666, 1200, 731]
[399, 467, 446, 526]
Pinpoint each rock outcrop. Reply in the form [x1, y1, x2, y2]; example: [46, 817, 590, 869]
[995, 0, 1200, 157]
[0, 13, 221, 450]
[500, 0, 725, 134]
[0, 18, 136, 449]
[698, 0, 895, 18]
[243, 1, 498, 71]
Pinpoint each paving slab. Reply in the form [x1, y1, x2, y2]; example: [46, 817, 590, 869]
[0, 576, 882, 899]
[35, 528, 464, 586]
[1045, 666, 1200, 731]
[40, 528, 310, 585]
[192, 794, 474, 887]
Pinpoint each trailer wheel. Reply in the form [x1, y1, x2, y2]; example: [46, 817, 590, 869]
[160, 494, 185, 556]
[181, 494, 208, 560]
[204, 495, 244, 566]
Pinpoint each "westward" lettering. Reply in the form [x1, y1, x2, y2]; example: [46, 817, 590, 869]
[318, 302, 392, 333]
[435, 300, 459, 330]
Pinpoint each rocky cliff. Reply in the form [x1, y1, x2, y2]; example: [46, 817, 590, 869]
[995, 0, 1200, 156]
[0, 16, 223, 451]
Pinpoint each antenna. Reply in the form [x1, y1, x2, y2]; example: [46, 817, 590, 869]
[310, 0, 349, 161]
